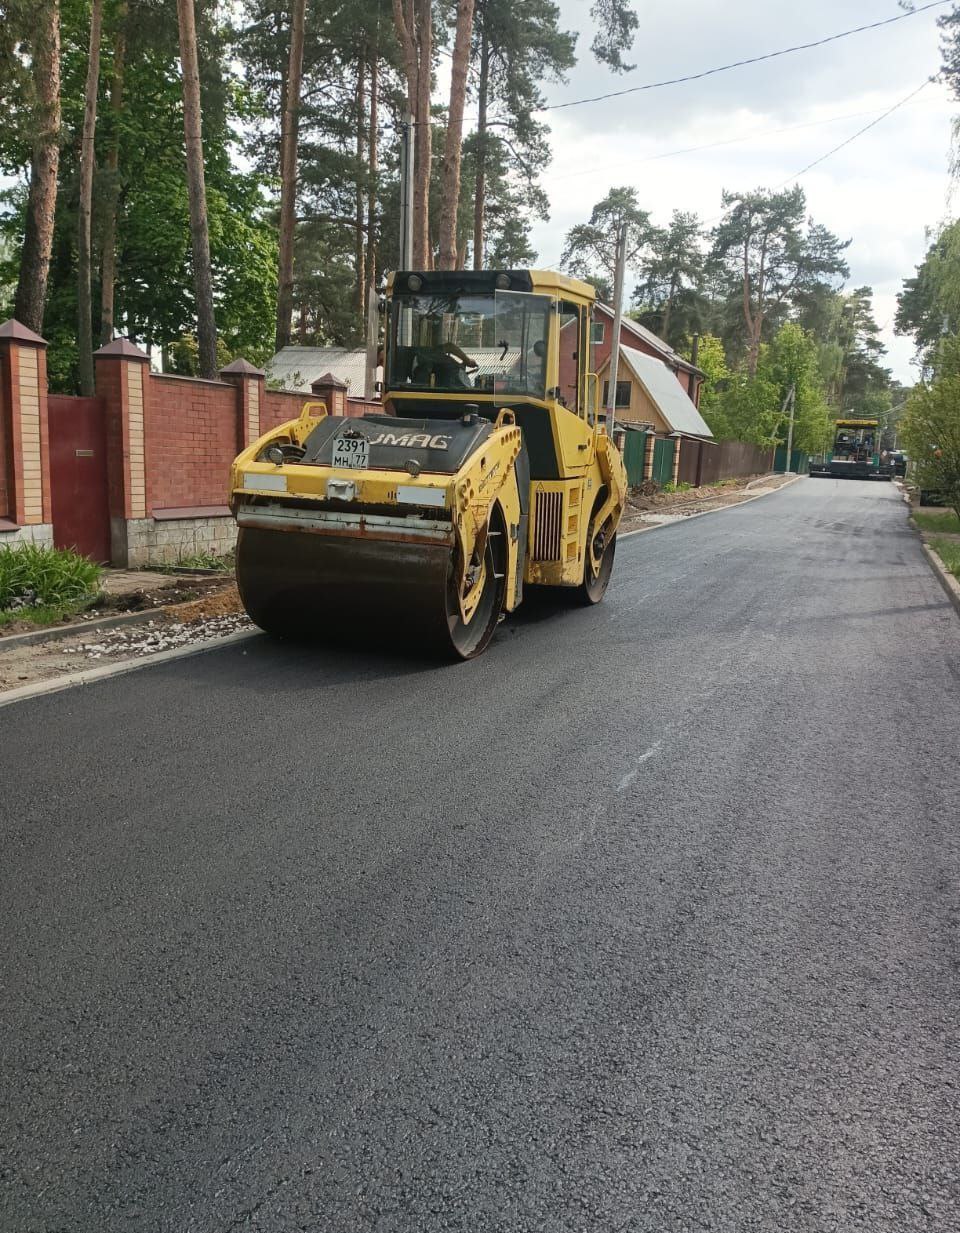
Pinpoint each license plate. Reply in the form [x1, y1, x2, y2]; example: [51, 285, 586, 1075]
[332, 435, 369, 469]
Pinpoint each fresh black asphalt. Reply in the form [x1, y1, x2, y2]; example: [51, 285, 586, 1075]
[2, 478, 959, 1232]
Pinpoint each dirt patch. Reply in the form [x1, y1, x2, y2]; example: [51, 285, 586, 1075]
[0, 575, 236, 637]
[159, 583, 242, 624]
[0, 608, 253, 694]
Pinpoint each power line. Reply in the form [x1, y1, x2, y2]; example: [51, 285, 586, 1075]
[693, 78, 935, 226]
[541, 0, 951, 112]
[775, 78, 935, 186]
[546, 94, 940, 183]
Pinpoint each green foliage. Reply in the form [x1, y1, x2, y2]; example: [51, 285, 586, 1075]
[709, 186, 849, 369]
[0, 0, 279, 388]
[0, 543, 101, 611]
[689, 333, 728, 432]
[631, 210, 705, 350]
[900, 333, 960, 522]
[174, 549, 234, 571]
[764, 322, 832, 453]
[697, 323, 831, 450]
[896, 221, 960, 369]
[588, 0, 638, 71]
[561, 186, 653, 297]
[710, 364, 781, 446]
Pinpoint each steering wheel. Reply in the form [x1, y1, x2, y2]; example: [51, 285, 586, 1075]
[444, 343, 478, 372]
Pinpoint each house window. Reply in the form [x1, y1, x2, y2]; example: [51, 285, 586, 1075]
[602, 379, 631, 409]
[591, 321, 605, 343]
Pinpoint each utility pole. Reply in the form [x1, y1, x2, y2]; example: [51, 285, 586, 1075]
[782, 383, 796, 473]
[604, 222, 628, 441]
[398, 115, 415, 270]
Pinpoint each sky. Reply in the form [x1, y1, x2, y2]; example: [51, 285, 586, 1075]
[518, 0, 957, 382]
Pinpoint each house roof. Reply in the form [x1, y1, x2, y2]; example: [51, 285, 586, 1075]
[619, 346, 714, 439]
[266, 346, 372, 392]
[594, 303, 703, 376]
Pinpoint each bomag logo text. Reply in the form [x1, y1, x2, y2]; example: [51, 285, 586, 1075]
[368, 432, 451, 450]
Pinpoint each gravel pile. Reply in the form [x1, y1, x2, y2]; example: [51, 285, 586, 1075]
[61, 613, 253, 661]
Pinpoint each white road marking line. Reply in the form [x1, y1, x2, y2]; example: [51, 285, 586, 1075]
[617, 741, 663, 791]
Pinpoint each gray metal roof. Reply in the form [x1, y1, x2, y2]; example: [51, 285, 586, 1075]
[619, 346, 714, 439]
[266, 347, 372, 392]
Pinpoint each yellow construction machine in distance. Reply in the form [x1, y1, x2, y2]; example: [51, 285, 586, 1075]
[230, 268, 628, 659]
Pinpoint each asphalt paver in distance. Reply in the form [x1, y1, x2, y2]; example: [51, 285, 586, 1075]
[2, 478, 959, 1232]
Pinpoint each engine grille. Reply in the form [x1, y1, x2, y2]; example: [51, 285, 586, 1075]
[532, 490, 563, 562]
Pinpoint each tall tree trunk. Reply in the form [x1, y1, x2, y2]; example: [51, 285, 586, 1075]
[176, 0, 217, 377]
[392, 0, 432, 268]
[741, 235, 759, 376]
[661, 269, 677, 343]
[437, 0, 474, 271]
[14, 0, 61, 335]
[365, 53, 379, 295]
[472, 19, 489, 271]
[100, 2, 127, 344]
[413, 0, 432, 268]
[77, 0, 104, 394]
[354, 53, 366, 315]
[275, 0, 306, 352]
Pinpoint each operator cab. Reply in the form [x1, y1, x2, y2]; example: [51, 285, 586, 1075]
[384, 269, 599, 480]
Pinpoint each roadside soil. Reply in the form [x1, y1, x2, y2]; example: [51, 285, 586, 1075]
[619, 472, 798, 535]
[0, 583, 248, 694]
[0, 570, 236, 638]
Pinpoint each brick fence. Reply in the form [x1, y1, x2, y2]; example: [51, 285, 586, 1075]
[0, 320, 382, 566]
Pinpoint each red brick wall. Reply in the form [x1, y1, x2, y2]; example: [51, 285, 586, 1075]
[262, 388, 311, 431]
[145, 374, 239, 511]
[261, 390, 385, 431]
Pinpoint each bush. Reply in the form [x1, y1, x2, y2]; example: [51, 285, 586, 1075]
[0, 544, 101, 612]
[900, 335, 960, 523]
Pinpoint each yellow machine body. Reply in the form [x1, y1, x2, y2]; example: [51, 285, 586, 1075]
[230, 269, 628, 658]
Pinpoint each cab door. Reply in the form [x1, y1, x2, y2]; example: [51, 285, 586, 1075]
[553, 300, 593, 475]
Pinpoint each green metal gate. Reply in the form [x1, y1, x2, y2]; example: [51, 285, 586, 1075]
[623, 430, 648, 487]
[652, 437, 675, 486]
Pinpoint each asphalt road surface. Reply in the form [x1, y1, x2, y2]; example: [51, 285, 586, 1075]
[3, 478, 959, 1232]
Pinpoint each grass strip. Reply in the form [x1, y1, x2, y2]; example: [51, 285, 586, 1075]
[913, 510, 960, 535]
[929, 536, 960, 581]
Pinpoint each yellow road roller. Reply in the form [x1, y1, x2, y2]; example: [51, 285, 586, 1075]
[229, 269, 628, 658]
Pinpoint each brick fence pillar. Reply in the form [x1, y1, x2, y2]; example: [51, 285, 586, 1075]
[94, 338, 150, 566]
[671, 435, 682, 486]
[643, 432, 656, 481]
[220, 358, 265, 449]
[311, 371, 348, 416]
[0, 319, 53, 546]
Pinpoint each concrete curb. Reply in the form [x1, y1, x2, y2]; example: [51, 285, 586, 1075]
[921, 543, 960, 619]
[0, 628, 259, 710]
[0, 605, 166, 653]
[619, 473, 804, 540]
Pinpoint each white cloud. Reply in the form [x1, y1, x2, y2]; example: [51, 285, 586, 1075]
[523, 0, 957, 380]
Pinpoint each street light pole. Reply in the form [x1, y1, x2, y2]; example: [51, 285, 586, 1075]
[604, 222, 628, 443]
[398, 114, 415, 270]
[783, 383, 796, 472]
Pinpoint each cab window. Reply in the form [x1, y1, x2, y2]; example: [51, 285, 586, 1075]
[558, 301, 582, 414]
